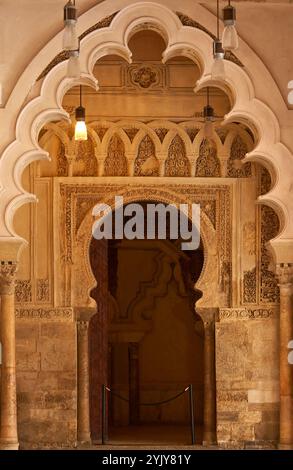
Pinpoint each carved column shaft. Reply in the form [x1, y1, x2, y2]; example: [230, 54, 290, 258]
[77, 321, 91, 444]
[203, 320, 217, 445]
[276, 264, 293, 448]
[128, 342, 140, 425]
[0, 262, 19, 450]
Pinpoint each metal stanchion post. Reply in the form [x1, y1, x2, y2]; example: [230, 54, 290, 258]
[189, 384, 195, 445]
[102, 384, 107, 445]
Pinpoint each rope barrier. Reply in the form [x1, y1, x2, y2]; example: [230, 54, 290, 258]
[105, 386, 190, 406]
[102, 384, 196, 445]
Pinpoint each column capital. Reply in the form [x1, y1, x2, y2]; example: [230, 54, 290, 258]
[276, 263, 293, 290]
[77, 320, 89, 336]
[0, 261, 18, 295]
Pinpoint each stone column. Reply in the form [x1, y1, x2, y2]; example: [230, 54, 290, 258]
[276, 263, 293, 448]
[0, 261, 19, 450]
[128, 342, 140, 425]
[77, 320, 91, 444]
[202, 315, 217, 445]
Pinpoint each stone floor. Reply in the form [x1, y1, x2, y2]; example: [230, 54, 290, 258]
[84, 425, 219, 450]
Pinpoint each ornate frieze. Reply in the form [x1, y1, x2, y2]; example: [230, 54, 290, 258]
[219, 307, 277, 321]
[16, 307, 73, 321]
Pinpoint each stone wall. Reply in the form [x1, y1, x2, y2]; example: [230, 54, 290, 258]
[15, 315, 77, 449]
[216, 308, 279, 448]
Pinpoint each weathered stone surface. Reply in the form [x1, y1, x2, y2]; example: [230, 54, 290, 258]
[255, 422, 279, 441]
[16, 352, 41, 372]
[231, 424, 255, 441]
[217, 412, 239, 423]
[238, 411, 262, 424]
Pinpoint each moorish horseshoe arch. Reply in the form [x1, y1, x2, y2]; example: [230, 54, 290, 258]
[73, 186, 219, 315]
[0, 1, 292, 263]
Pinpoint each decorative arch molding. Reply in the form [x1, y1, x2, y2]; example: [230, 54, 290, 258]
[0, 1, 292, 262]
[72, 184, 221, 311]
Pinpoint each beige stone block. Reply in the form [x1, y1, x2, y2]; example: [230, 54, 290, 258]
[16, 352, 41, 371]
[231, 423, 255, 441]
[248, 389, 279, 404]
[217, 424, 232, 442]
[217, 411, 239, 423]
[57, 372, 76, 390]
[16, 322, 39, 340]
[40, 323, 75, 339]
[41, 350, 75, 371]
[17, 391, 76, 410]
[216, 323, 248, 381]
[238, 411, 262, 424]
[16, 338, 37, 353]
[254, 422, 279, 441]
[16, 372, 38, 392]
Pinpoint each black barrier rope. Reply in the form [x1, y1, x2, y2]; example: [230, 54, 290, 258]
[105, 386, 189, 406]
[101, 384, 196, 445]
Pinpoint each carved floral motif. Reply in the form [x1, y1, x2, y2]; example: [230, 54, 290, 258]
[134, 135, 159, 176]
[15, 280, 32, 303]
[131, 66, 158, 89]
[104, 134, 128, 176]
[196, 139, 220, 177]
[165, 135, 190, 177]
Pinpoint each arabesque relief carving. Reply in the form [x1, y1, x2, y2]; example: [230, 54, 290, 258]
[134, 135, 159, 176]
[165, 135, 190, 177]
[104, 134, 128, 176]
[196, 139, 220, 177]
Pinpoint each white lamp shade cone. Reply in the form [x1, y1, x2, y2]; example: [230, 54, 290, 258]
[211, 57, 225, 80]
[67, 55, 81, 78]
[222, 25, 239, 51]
[63, 23, 78, 51]
[203, 120, 214, 139]
[75, 121, 88, 141]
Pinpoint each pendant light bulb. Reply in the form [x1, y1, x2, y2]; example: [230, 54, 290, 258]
[63, 1, 78, 51]
[67, 50, 80, 78]
[203, 88, 215, 139]
[75, 118, 88, 141]
[75, 86, 87, 141]
[212, 40, 225, 80]
[222, 4, 238, 51]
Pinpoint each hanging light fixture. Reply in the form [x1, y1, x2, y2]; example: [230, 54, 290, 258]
[203, 87, 214, 139]
[63, 1, 78, 51]
[212, 0, 225, 80]
[75, 85, 88, 141]
[67, 49, 81, 78]
[222, 1, 239, 51]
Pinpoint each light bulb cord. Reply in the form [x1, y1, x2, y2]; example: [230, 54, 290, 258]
[217, 0, 219, 40]
[80, 85, 82, 107]
[207, 87, 210, 106]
